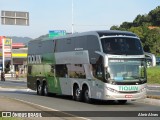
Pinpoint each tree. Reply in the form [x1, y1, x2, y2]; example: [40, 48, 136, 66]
[110, 25, 120, 30]
[148, 6, 160, 26]
[145, 28, 160, 55]
[120, 22, 132, 30]
[109, 6, 160, 54]
[133, 14, 142, 27]
[129, 27, 144, 39]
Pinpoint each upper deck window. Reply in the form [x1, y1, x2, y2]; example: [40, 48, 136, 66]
[101, 37, 143, 55]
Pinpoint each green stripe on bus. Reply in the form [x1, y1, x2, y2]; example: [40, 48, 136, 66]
[47, 77, 62, 94]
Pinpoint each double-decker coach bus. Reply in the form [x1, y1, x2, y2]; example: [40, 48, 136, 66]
[27, 30, 155, 104]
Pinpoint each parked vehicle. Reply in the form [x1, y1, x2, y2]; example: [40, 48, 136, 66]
[156, 57, 160, 65]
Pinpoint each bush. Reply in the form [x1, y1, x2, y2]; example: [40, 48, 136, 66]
[147, 66, 160, 84]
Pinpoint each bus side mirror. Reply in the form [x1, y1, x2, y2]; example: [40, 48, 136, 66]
[144, 52, 156, 67]
[106, 72, 110, 79]
[104, 67, 110, 79]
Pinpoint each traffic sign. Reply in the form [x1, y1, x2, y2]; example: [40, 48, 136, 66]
[49, 30, 66, 38]
[1, 10, 29, 26]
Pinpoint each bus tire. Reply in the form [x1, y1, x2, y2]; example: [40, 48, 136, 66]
[73, 85, 82, 101]
[37, 83, 43, 95]
[44, 82, 49, 96]
[118, 100, 127, 104]
[83, 86, 92, 103]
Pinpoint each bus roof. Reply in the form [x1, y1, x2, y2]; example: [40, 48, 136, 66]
[96, 30, 137, 37]
[53, 30, 137, 40]
[29, 30, 137, 43]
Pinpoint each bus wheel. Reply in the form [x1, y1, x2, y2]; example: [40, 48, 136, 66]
[37, 83, 43, 95]
[118, 100, 127, 104]
[73, 86, 82, 101]
[83, 86, 92, 103]
[44, 82, 49, 96]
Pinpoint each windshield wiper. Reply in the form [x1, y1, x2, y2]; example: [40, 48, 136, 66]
[108, 51, 126, 55]
[131, 76, 145, 82]
[130, 76, 139, 79]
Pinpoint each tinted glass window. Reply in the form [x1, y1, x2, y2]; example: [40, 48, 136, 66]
[55, 65, 67, 77]
[92, 56, 105, 81]
[67, 64, 86, 79]
[101, 37, 143, 55]
[44, 64, 55, 77]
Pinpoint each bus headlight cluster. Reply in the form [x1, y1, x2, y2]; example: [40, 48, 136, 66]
[106, 87, 118, 93]
[139, 87, 146, 93]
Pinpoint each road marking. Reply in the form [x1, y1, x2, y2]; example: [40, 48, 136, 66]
[0, 87, 35, 92]
[10, 97, 91, 120]
[0, 88, 90, 119]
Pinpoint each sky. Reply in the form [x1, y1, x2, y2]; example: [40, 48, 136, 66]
[0, 0, 160, 39]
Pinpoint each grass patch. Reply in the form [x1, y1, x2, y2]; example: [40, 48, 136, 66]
[147, 66, 160, 84]
[0, 118, 22, 120]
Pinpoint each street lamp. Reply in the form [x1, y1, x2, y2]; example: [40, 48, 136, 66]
[72, 0, 74, 34]
[2, 38, 5, 73]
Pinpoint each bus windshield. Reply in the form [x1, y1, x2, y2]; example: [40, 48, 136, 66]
[107, 58, 146, 82]
[101, 37, 143, 55]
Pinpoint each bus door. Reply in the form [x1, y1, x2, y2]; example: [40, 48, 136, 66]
[45, 65, 59, 94]
[84, 63, 104, 99]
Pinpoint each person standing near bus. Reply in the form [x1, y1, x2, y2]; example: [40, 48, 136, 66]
[1, 71, 5, 81]
[15, 71, 19, 79]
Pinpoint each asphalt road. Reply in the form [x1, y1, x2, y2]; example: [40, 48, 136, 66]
[0, 80, 160, 120]
[0, 89, 159, 120]
[0, 79, 160, 96]
[0, 80, 27, 88]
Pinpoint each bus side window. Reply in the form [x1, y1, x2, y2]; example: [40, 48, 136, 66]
[45, 64, 55, 77]
[67, 64, 86, 79]
[55, 65, 67, 77]
[92, 57, 104, 81]
[92, 64, 103, 81]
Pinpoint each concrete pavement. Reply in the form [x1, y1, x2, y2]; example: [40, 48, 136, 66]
[0, 96, 87, 120]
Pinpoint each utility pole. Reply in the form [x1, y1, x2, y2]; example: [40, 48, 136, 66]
[2, 37, 5, 72]
[72, 0, 74, 34]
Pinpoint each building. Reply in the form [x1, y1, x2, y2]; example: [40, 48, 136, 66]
[0, 36, 28, 75]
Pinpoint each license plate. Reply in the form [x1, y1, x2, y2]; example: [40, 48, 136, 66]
[125, 95, 133, 98]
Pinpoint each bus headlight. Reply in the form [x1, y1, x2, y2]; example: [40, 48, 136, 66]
[106, 87, 118, 93]
[139, 87, 146, 93]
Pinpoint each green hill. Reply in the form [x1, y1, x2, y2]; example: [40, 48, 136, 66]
[110, 6, 160, 56]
